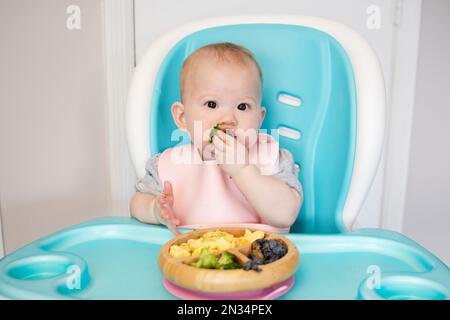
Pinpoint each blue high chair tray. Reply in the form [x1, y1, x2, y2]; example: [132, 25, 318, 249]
[1, 217, 449, 300]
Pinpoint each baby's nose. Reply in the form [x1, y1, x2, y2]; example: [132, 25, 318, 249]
[219, 122, 236, 129]
[218, 115, 237, 128]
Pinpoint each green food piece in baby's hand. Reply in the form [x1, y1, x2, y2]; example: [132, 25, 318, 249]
[208, 123, 236, 143]
[208, 123, 222, 143]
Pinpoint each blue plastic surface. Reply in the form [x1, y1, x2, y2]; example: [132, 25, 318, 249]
[1, 217, 449, 300]
[150, 24, 356, 233]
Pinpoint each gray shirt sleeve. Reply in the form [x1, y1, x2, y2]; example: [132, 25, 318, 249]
[272, 148, 303, 198]
[135, 153, 163, 195]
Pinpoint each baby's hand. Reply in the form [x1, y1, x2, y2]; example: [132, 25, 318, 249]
[212, 129, 249, 177]
[201, 142, 216, 161]
[155, 181, 180, 235]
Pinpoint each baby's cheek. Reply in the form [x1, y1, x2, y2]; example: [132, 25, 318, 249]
[246, 139, 255, 149]
[238, 131, 258, 149]
[187, 122, 210, 143]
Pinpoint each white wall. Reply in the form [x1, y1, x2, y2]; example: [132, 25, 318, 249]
[403, 0, 450, 265]
[0, 201, 4, 258]
[0, 0, 111, 253]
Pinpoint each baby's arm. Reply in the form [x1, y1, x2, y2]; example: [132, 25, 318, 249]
[130, 182, 180, 235]
[130, 192, 159, 224]
[130, 154, 162, 224]
[213, 130, 302, 228]
[129, 154, 180, 234]
[231, 164, 302, 229]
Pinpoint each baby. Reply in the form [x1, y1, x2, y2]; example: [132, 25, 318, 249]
[130, 42, 303, 234]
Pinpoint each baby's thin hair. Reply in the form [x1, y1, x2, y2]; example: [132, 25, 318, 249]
[180, 42, 263, 102]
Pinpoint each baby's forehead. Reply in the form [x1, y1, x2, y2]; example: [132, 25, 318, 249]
[179, 46, 263, 101]
[184, 49, 256, 76]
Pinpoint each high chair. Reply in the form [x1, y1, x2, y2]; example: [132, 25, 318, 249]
[1, 15, 449, 299]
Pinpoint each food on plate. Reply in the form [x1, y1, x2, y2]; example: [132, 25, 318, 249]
[190, 248, 241, 270]
[169, 229, 265, 258]
[243, 239, 288, 272]
[159, 227, 299, 294]
[168, 230, 288, 273]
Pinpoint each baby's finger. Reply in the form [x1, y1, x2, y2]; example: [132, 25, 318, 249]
[163, 181, 173, 196]
[214, 148, 226, 164]
[224, 129, 236, 138]
[212, 135, 225, 151]
[221, 130, 238, 147]
[160, 207, 169, 219]
[202, 143, 215, 160]
[167, 223, 181, 236]
[234, 130, 245, 146]
[162, 207, 179, 225]
[158, 196, 169, 206]
[160, 207, 174, 221]
[216, 129, 231, 143]
[162, 212, 176, 224]
[159, 193, 172, 202]
[165, 198, 174, 208]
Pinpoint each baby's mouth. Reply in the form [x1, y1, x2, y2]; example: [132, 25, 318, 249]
[208, 123, 236, 143]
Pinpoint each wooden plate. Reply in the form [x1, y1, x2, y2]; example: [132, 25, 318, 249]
[158, 227, 300, 292]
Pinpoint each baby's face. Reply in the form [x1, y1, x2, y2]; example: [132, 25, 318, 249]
[172, 57, 266, 154]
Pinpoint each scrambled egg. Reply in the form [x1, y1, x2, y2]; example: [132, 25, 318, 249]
[169, 229, 265, 258]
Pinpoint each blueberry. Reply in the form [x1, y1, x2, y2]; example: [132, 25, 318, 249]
[243, 260, 262, 272]
[245, 239, 288, 271]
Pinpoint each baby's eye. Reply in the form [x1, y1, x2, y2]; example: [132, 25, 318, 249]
[237, 103, 249, 111]
[205, 101, 217, 109]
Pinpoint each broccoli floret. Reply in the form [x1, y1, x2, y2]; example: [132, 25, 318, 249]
[208, 123, 237, 143]
[191, 249, 241, 270]
[217, 251, 234, 265]
[208, 123, 222, 143]
[193, 248, 218, 269]
[217, 252, 240, 269]
[220, 262, 241, 270]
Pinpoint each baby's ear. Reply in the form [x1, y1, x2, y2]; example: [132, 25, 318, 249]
[171, 102, 188, 131]
[260, 106, 267, 124]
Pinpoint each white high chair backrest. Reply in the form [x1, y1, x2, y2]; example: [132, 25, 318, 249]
[126, 15, 386, 233]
